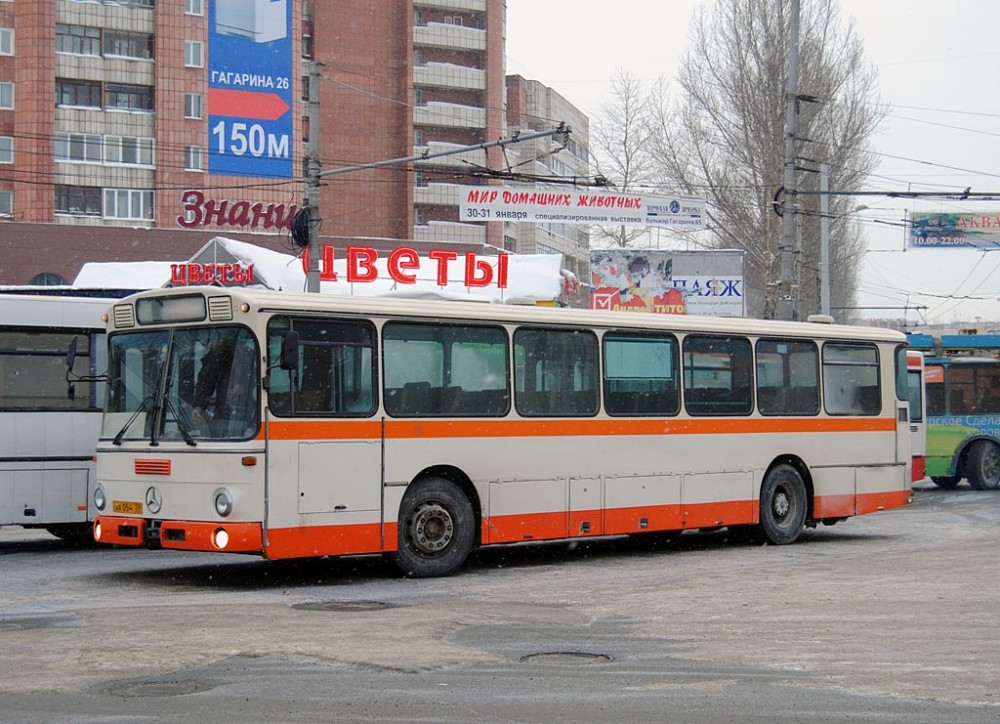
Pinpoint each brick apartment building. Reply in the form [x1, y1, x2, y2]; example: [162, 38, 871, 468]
[0, 0, 589, 288]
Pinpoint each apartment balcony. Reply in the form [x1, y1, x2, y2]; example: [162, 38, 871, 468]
[414, 221, 485, 246]
[414, 182, 460, 207]
[414, 0, 486, 11]
[56, 54, 155, 86]
[414, 22, 485, 51]
[413, 102, 486, 130]
[413, 62, 485, 91]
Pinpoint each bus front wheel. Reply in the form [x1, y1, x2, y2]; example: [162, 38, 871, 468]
[390, 478, 475, 578]
[967, 441, 1000, 490]
[759, 464, 808, 545]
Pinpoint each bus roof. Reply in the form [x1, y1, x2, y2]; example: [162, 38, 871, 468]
[0, 293, 114, 329]
[110, 286, 908, 343]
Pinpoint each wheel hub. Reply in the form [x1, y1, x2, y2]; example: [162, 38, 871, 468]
[410, 501, 453, 555]
[773, 490, 790, 519]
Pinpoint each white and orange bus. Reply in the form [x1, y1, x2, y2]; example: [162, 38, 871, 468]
[91, 287, 913, 576]
[906, 350, 927, 484]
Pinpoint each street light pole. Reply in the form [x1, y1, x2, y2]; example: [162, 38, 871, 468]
[777, 0, 800, 321]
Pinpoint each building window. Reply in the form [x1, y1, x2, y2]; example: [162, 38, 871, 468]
[413, 129, 423, 146]
[56, 79, 101, 108]
[117, 0, 155, 7]
[184, 40, 203, 68]
[105, 136, 154, 166]
[55, 185, 102, 216]
[0, 136, 11, 163]
[104, 30, 154, 60]
[184, 145, 203, 171]
[104, 188, 154, 220]
[184, 0, 203, 15]
[55, 133, 102, 163]
[56, 24, 101, 56]
[0, 190, 10, 217]
[184, 93, 204, 119]
[0, 28, 12, 56]
[415, 208, 426, 225]
[301, 75, 309, 101]
[105, 83, 154, 111]
[443, 16, 463, 26]
[301, 34, 313, 59]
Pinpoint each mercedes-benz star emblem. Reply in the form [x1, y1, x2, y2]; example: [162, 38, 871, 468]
[145, 486, 162, 514]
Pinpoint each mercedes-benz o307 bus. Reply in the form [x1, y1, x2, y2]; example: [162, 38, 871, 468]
[91, 287, 913, 577]
[0, 293, 111, 542]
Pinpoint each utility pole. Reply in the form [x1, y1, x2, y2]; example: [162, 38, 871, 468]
[305, 61, 322, 293]
[298, 124, 572, 292]
[820, 162, 830, 317]
[777, 0, 800, 321]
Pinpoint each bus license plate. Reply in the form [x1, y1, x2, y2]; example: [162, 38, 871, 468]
[112, 500, 143, 515]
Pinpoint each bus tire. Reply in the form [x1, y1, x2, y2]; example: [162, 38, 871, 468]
[759, 464, 808, 545]
[967, 440, 1000, 490]
[930, 476, 960, 488]
[390, 478, 475, 578]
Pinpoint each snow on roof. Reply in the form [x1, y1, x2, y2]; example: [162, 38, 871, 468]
[69, 237, 565, 302]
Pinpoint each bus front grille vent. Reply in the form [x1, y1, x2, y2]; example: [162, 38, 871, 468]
[208, 296, 233, 322]
[113, 304, 135, 329]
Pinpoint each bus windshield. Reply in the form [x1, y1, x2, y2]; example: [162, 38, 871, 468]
[103, 326, 259, 442]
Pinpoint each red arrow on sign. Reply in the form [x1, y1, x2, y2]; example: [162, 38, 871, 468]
[208, 88, 290, 121]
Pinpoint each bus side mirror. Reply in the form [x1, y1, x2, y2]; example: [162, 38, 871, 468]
[280, 331, 299, 371]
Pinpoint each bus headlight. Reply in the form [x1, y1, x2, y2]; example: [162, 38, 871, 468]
[94, 486, 106, 511]
[214, 489, 233, 517]
[213, 528, 230, 549]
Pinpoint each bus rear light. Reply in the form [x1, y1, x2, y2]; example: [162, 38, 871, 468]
[241, 456, 257, 466]
[213, 528, 230, 549]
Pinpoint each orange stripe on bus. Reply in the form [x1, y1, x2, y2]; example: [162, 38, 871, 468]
[264, 416, 897, 440]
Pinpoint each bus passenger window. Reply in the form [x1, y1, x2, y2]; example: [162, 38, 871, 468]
[514, 328, 599, 417]
[383, 321, 509, 417]
[755, 339, 819, 416]
[265, 317, 375, 417]
[682, 335, 752, 416]
[602, 332, 679, 416]
[822, 343, 880, 416]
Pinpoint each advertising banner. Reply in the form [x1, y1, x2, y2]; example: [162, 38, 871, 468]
[909, 212, 1000, 248]
[208, 0, 294, 178]
[460, 187, 705, 229]
[590, 250, 744, 316]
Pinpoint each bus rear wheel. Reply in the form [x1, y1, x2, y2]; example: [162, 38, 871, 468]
[759, 464, 808, 545]
[390, 478, 475, 578]
[967, 440, 1000, 490]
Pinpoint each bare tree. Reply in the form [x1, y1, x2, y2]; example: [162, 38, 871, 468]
[589, 69, 657, 248]
[648, 0, 884, 319]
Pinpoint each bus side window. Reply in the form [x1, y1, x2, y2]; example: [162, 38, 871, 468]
[822, 343, 880, 416]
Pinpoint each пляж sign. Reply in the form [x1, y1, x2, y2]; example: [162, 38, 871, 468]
[208, 0, 293, 178]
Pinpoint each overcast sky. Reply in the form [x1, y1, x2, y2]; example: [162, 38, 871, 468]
[506, 1, 1000, 327]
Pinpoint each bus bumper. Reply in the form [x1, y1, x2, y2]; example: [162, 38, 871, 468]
[95, 516, 263, 553]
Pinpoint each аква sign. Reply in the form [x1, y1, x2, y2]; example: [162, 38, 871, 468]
[208, 0, 293, 178]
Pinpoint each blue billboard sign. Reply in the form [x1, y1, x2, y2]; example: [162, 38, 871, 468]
[208, 0, 293, 178]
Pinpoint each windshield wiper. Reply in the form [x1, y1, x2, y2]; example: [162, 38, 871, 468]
[112, 392, 156, 446]
[163, 397, 197, 447]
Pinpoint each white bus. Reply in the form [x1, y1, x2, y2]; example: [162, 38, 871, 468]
[0, 293, 111, 542]
[92, 287, 913, 576]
